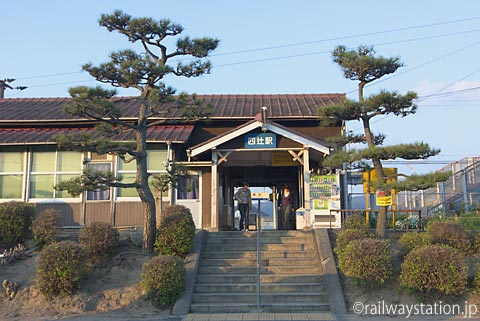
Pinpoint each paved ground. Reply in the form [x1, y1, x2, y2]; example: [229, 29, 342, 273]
[49, 313, 479, 321]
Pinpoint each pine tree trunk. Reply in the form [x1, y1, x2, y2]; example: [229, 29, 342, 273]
[142, 194, 156, 252]
[136, 100, 157, 253]
[359, 82, 387, 239]
[376, 206, 387, 239]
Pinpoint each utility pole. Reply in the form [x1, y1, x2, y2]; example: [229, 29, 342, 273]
[0, 79, 27, 98]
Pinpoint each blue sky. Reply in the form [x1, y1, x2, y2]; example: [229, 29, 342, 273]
[2, 1, 480, 174]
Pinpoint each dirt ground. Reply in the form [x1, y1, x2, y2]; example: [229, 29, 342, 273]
[0, 235, 171, 321]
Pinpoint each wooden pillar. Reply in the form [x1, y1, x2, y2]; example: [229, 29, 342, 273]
[303, 146, 311, 228]
[211, 148, 219, 231]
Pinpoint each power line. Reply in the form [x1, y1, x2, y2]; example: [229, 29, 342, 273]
[417, 68, 480, 102]
[348, 39, 480, 133]
[15, 71, 85, 81]
[204, 16, 480, 58]
[347, 39, 480, 95]
[15, 26, 478, 91]
[9, 18, 480, 81]
[211, 28, 480, 69]
[5, 17, 480, 101]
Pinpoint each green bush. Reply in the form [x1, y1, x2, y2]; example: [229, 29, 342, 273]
[36, 240, 89, 298]
[79, 222, 119, 262]
[342, 213, 370, 231]
[427, 221, 472, 254]
[0, 202, 35, 246]
[32, 209, 61, 247]
[337, 238, 392, 285]
[335, 229, 373, 254]
[472, 264, 480, 294]
[154, 209, 195, 258]
[141, 255, 186, 307]
[400, 245, 467, 297]
[398, 232, 431, 254]
[473, 233, 480, 254]
[457, 212, 480, 231]
[159, 205, 191, 225]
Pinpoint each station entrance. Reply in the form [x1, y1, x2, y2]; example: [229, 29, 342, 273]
[219, 166, 301, 231]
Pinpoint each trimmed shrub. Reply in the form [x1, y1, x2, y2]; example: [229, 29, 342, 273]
[154, 209, 195, 258]
[36, 240, 89, 298]
[473, 233, 480, 254]
[472, 264, 480, 294]
[342, 213, 369, 231]
[32, 209, 61, 247]
[398, 232, 431, 254]
[141, 255, 186, 307]
[0, 202, 35, 246]
[400, 245, 467, 296]
[159, 205, 191, 225]
[79, 222, 119, 262]
[457, 212, 480, 231]
[337, 238, 392, 285]
[427, 221, 472, 254]
[335, 229, 373, 254]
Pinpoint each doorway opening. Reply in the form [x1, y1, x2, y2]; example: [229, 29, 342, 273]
[232, 183, 299, 231]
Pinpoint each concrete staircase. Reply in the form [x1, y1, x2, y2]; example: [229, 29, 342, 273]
[190, 230, 329, 313]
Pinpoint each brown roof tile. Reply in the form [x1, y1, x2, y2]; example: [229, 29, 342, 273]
[0, 94, 344, 123]
[0, 125, 193, 144]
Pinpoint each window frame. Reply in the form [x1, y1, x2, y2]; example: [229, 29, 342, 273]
[115, 147, 170, 202]
[85, 161, 113, 202]
[27, 147, 83, 203]
[0, 147, 27, 201]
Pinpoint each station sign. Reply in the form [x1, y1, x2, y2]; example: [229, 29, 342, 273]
[244, 133, 276, 149]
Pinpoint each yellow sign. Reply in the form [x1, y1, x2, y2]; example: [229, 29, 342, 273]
[376, 190, 393, 206]
[271, 152, 297, 166]
[363, 168, 397, 207]
[363, 168, 397, 193]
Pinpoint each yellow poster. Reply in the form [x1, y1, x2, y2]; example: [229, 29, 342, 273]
[376, 190, 393, 206]
[271, 152, 297, 166]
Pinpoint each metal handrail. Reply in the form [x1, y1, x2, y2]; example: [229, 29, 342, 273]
[256, 199, 261, 312]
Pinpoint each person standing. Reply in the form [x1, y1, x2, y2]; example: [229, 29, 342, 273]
[235, 182, 252, 231]
[278, 185, 294, 230]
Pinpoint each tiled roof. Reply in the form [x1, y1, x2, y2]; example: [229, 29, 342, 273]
[0, 125, 194, 144]
[0, 94, 344, 122]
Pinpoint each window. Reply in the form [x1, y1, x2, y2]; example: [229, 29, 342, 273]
[0, 147, 25, 199]
[116, 147, 168, 199]
[29, 147, 82, 199]
[177, 175, 199, 200]
[86, 162, 111, 201]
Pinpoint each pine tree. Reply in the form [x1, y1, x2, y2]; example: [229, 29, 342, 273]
[320, 45, 448, 238]
[55, 11, 218, 252]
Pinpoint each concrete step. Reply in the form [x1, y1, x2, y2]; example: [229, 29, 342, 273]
[198, 265, 322, 275]
[191, 230, 329, 314]
[208, 231, 313, 238]
[264, 302, 330, 313]
[206, 236, 313, 245]
[204, 243, 315, 252]
[194, 282, 325, 293]
[201, 250, 317, 259]
[199, 257, 319, 267]
[190, 303, 256, 313]
[192, 292, 326, 304]
[190, 302, 330, 313]
[196, 274, 323, 284]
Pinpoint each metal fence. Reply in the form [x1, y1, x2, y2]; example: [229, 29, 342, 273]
[330, 209, 423, 231]
[395, 157, 480, 216]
